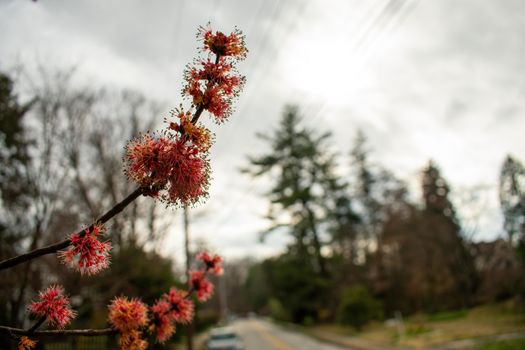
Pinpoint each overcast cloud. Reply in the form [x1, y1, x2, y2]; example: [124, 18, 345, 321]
[1, 0, 524, 261]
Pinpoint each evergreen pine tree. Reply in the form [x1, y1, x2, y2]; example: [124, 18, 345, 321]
[499, 155, 525, 261]
[245, 106, 342, 277]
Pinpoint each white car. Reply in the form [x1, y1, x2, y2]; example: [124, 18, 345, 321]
[206, 327, 244, 350]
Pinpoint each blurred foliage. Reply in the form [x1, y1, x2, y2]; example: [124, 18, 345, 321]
[261, 254, 331, 323]
[0, 68, 185, 349]
[499, 155, 525, 264]
[236, 105, 525, 331]
[0, 71, 35, 328]
[426, 309, 467, 322]
[336, 285, 382, 330]
[95, 244, 178, 304]
[477, 338, 525, 350]
[268, 298, 291, 322]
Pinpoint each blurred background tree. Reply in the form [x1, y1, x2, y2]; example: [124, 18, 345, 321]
[499, 155, 525, 260]
[233, 105, 525, 331]
[0, 68, 183, 348]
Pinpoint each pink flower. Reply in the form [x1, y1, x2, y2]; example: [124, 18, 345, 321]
[151, 299, 175, 343]
[107, 297, 149, 333]
[164, 288, 194, 324]
[199, 26, 247, 59]
[197, 251, 223, 275]
[28, 285, 76, 329]
[189, 271, 214, 302]
[58, 224, 111, 275]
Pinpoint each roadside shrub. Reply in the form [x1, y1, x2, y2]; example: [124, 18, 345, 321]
[337, 285, 382, 330]
[268, 298, 291, 322]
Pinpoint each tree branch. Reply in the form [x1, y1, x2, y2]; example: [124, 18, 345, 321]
[0, 326, 117, 337]
[1, 261, 213, 342]
[0, 187, 144, 271]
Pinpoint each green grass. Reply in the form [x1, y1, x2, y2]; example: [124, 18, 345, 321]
[308, 300, 525, 349]
[476, 338, 525, 350]
[427, 309, 467, 322]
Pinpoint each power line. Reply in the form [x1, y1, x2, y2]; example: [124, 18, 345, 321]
[212, 0, 421, 237]
[219, 0, 311, 149]
[307, 0, 418, 126]
[213, 1, 401, 232]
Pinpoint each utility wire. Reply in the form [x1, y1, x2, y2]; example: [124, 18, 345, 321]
[212, 0, 420, 237]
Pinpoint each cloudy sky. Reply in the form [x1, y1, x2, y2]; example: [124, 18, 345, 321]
[1, 0, 524, 261]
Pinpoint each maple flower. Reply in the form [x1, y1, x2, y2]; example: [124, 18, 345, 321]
[18, 336, 37, 350]
[189, 271, 214, 302]
[118, 329, 148, 350]
[151, 299, 175, 343]
[124, 133, 174, 189]
[124, 133, 210, 206]
[199, 26, 247, 59]
[164, 288, 194, 324]
[168, 108, 213, 151]
[58, 224, 111, 275]
[163, 140, 210, 206]
[28, 285, 76, 329]
[197, 251, 223, 275]
[108, 297, 149, 333]
[190, 59, 242, 95]
[184, 59, 244, 122]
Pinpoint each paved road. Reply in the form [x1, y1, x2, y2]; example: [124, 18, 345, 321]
[230, 319, 351, 350]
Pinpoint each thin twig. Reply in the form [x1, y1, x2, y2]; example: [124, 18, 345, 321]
[26, 316, 46, 334]
[0, 187, 144, 270]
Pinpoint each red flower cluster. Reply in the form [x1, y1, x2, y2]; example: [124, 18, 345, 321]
[197, 251, 223, 275]
[124, 133, 210, 206]
[164, 288, 194, 323]
[108, 297, 149, 350]
[151, 288, 194, 343]
[189, 270, 214, 302]
[101, 251, 221, 348]
[124, 24, 245, 207]
[150, 300, 175, 343]
[199, 26, 247, 58]
[28, 285, 76, 329]
[184, 27, 246, 122]
[124, 134, 174, 189]
[58, 224, 111, 275]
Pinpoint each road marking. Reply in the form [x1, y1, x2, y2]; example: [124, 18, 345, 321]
[251, 322, 296, 350]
